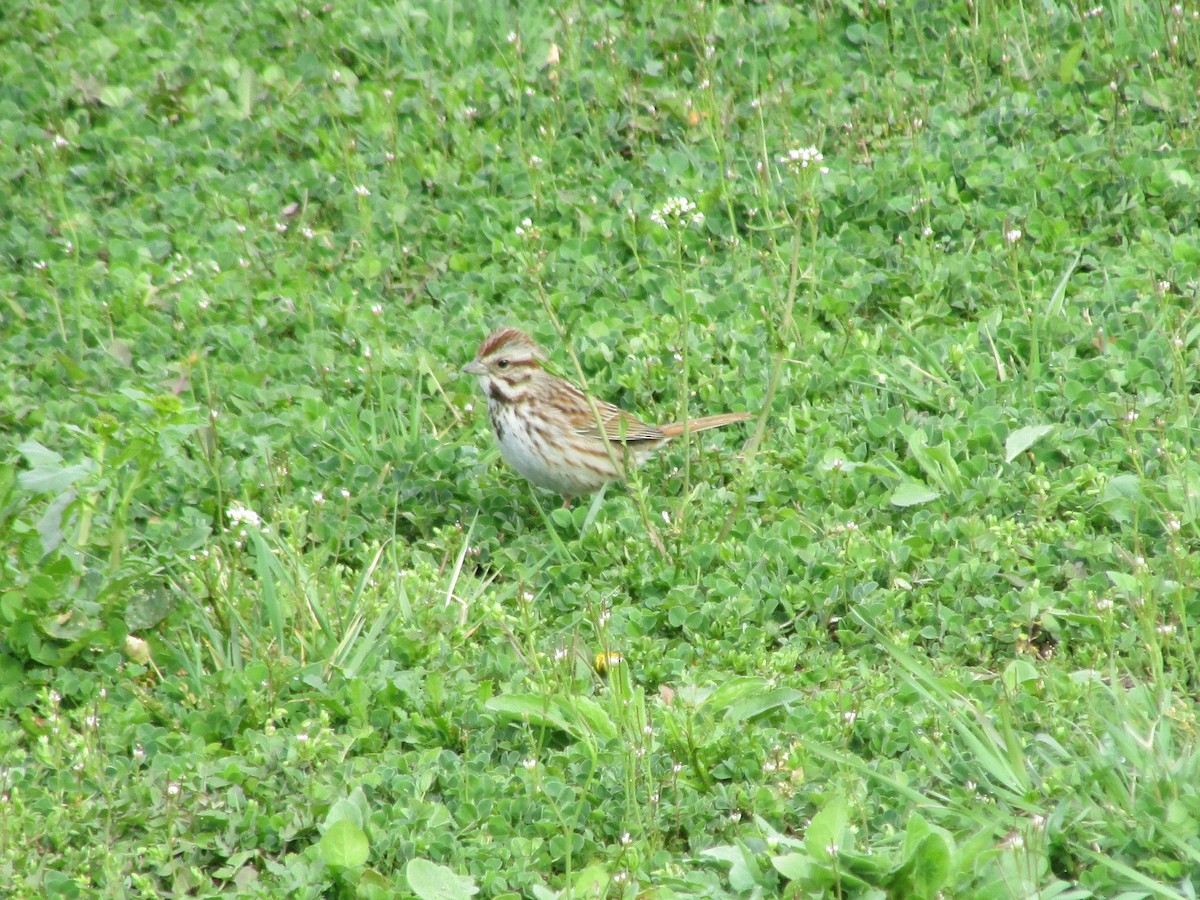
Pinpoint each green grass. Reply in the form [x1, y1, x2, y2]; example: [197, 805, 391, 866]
[3, 0, 1200, 896]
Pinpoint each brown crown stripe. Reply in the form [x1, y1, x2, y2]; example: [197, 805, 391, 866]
[479, 327, 538, 359]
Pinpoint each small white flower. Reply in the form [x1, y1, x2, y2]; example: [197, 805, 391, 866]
[52, 134, 70, 148]
[331, 70, 342, 82]
[340, 489, 351, 499]
[1005, 228, 1022, 244]
[778, 146, 824, 174]
[33, 260, 47, 270]
[302, 227, 315, 239]
[522, 757, 537, 770]
[371, 304, 382, 315]
[383, 89, 394, 101]
[313, 492, 325, 506]
[354, 184, 370, 197]
[507, 30, 517, 43]
[226, 502, 262, 528]
[275, 222, 288, 233]
[462, 106, 478, 120]
[296, 732, 309, 743]
[650, 196, 704, 230]
[529, 155, 542, 166]
[167, 782, 181, 797]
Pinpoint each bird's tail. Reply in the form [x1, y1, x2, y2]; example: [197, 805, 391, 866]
[659, 411, 752, 439]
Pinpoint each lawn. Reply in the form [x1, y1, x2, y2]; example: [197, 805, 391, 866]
[3, 0, 1200, 896]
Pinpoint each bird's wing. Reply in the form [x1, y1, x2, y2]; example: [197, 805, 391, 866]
[572, 397, 665, 444]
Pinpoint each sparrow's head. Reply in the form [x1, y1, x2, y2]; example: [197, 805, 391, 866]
[462, 327, 547, 400]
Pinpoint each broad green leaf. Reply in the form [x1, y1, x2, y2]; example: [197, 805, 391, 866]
[319, 819, 369, 869]
[723, 688, 804, 722]
[406, 858, 479, 900]
[771, 852, 813, 881]
[805, 796, 850, 860]
[1004, 424, 1054, 463]
[890, 482, 940, 507]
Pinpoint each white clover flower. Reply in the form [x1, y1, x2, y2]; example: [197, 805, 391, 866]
[462, 106, 478, 120]
[778, 146, 824, 174]
[354, 184, 370, 197]
[649, 196, 705, 230]
[1005, 228, 1022, 244]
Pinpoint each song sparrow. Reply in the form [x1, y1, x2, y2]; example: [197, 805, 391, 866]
[463, 327, 751, 496]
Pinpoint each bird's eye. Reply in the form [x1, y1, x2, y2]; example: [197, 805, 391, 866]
[497, 359, 509, 369]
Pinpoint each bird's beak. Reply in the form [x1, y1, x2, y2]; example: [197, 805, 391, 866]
[462, 360, 487, 376]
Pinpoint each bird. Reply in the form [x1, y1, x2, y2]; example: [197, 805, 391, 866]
[463, 326, 751, 497]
